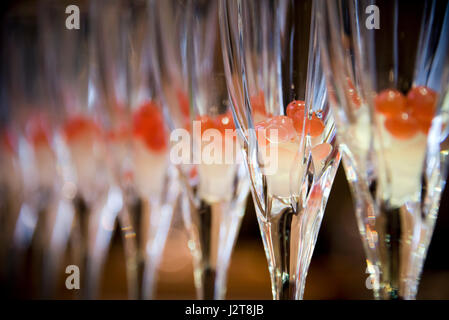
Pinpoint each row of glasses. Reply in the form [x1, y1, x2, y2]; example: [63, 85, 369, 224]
[1, 0, 448, 300]
[0, 0, 180, 299]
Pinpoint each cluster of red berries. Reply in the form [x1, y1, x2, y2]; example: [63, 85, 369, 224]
[375, 86, 437, 140]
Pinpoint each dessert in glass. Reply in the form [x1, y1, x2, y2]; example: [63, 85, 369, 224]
[220, 0, 340, 299]
[319, 0, 449, 299]
[153, 0, 250, 299]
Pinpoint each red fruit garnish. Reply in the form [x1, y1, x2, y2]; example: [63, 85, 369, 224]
[384, 114, 419, 140]
[133, 101, 168, 152]
[285, 100, 325, 137]
[197, 111, 236, 135]
[216, 111, 235, 135]
[196, 115, 216, 135]
[286, 100, 305, 117]
[308, 114, 325, 137]
[196, 112, 237, 151]
[375, 89, 407, 117]
[26, 115, 51, 147]
[286, 100, 306, 133]
[63, 116, 101, 142]
[265, 115, 296, 143]
[251, 91, 267, 116]
[417, 118, 432, 134]
[407, 86, 437, 121]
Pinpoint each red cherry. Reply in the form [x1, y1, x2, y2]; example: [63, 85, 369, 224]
[266, 115, 296, 143]
[407, 86, 437, 121]
[216, 111, 235, 133]
[285, 100, 325, 137]
[417, 118, 432, 135]
[375, 89, 407, 117]
[286, 100, 306, 133]
[133, 101, 168, 151]
[308, 114, 325, 137]
[286, 100, 305, 117]
[384, 113, 419, 140]
[196, 115, 216, 135]
[64, 116, 101, 142]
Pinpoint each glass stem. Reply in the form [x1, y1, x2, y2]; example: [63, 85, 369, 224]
[257, 187, 328, 300]
[215, 210, 243, 300]
[81, 188, 120, 299]
[118, 199, 143, 300]
[184, 198, 243, 300]
[42, 198, 75, 298]
[375, 203, 434, 300]
[343, 154, 437, 300]
[257, 205, 300, 300]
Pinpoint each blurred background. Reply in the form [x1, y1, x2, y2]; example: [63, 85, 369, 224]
[2, 166, 449, 299]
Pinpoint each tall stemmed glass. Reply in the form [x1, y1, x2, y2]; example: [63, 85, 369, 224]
[153, 0, 250, 299]
[319, 0, 449, 299]
[90, 0, 180, 299]
[220, 0, 340, 299]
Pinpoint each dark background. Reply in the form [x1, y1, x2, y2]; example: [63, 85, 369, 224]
[1, 0, 448, 300]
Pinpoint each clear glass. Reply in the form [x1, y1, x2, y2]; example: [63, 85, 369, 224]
[220, 0, 340, 299]
[152, 0, 250, 299]
[318, 0, 449, 299]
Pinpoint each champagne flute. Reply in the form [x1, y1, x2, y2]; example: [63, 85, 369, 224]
[153, 0, 250, 299]
[220, 0, 341, 299]
[318, 0, 449, 299]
